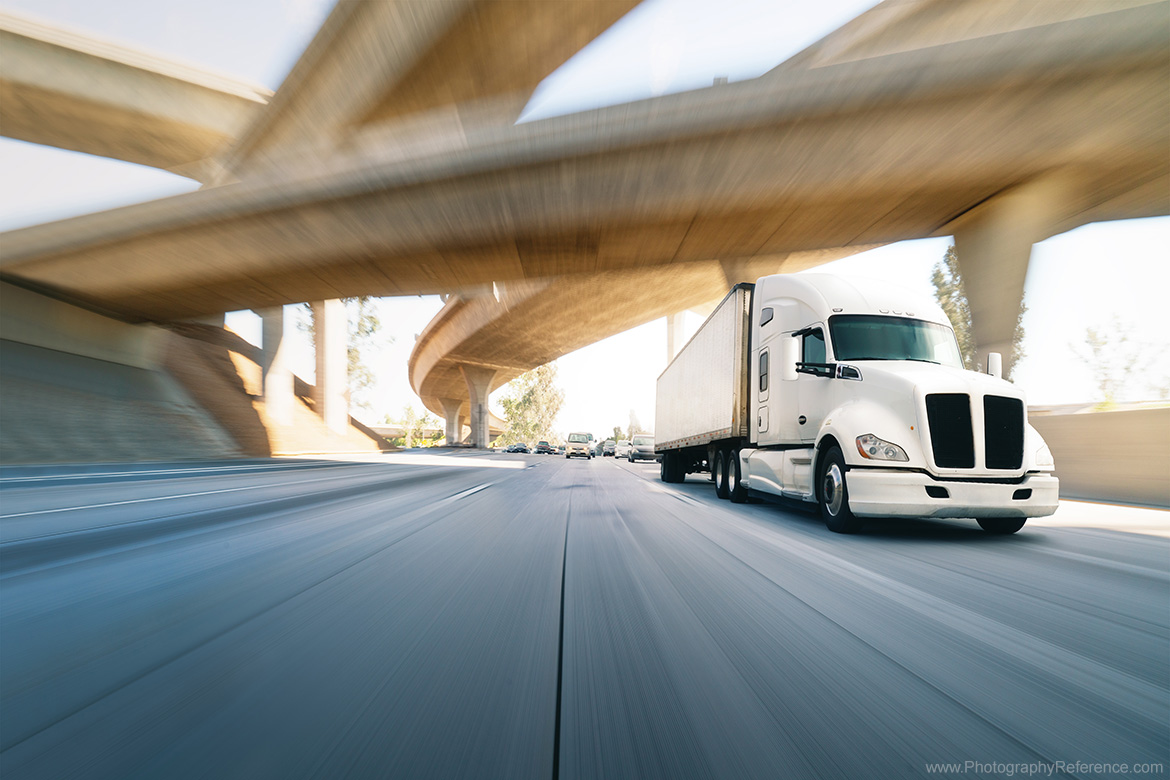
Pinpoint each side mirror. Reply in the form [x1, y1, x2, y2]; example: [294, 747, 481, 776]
[986, 352, 1002, 379]
[781, 336, 799, 381]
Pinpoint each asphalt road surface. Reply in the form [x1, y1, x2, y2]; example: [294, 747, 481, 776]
[1, 453, 1166, 779]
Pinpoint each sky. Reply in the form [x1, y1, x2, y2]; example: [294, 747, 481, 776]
[2, 0, 1167, 440]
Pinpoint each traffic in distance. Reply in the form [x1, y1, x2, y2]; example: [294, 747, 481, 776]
[504, 433, 661, 462]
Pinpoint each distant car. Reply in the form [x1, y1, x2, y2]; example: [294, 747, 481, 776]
[565, 432, 594, 459]
[602, 439, 616, 456]
[628, 434, 658, 462]
[535, 440, 555, 454]
[557, 445, 565, 455]
[506, 442, 529, 453]
[614, 439, 631, 458]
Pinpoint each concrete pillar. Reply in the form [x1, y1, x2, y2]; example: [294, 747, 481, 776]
[460, 365, 497, 449]
[312, 299, 348, 435]
[952, 174, 1076, 371]
[439, 398, 465, 445]
[666, 312, 688, 363]
[258, 307, 292, 425]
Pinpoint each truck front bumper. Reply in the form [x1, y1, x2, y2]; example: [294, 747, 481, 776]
[847, 469, 1059, 519]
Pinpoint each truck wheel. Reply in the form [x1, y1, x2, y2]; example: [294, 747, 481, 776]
[714, 450, 730, 499]
[977, 517, 1026, 534]
[661, 452, 682, 483]
[818, 446, 864, 534]
[728, 450, 748, 504]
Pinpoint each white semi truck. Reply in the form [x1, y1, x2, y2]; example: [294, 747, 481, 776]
[655, 274, 1059, 534]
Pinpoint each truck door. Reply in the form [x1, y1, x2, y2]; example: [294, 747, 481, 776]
[797, 326, 831, 444]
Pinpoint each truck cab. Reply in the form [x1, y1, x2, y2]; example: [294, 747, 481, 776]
[656, 273, 1058, 535]
[744, 274, 1057, 532]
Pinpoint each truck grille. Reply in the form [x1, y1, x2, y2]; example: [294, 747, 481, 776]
[925, 394, 974, 468]
[984, 395, 1024, 469]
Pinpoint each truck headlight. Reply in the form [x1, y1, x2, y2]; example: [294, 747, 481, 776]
[856, 434, 909, 462]
[1035, 443, 1054, 469]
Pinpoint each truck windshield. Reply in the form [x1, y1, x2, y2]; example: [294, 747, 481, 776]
[568, 433, 590, 443]
[828, 315, 963, 368]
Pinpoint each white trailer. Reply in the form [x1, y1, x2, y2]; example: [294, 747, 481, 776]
[655, 274, 1059, 534]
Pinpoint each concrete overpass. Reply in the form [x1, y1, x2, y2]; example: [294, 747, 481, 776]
[0, 10, 271, 182]
[1, 0, 1168, 453]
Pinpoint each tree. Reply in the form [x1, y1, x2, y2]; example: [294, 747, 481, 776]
[395, 404, 439, 448]
[931, 246, 1026, 380]
[345, 297, 382, 413]
[1072, 317, 1169, 407]
[611, 426, 624, 442]
[497, 363, 565, 446]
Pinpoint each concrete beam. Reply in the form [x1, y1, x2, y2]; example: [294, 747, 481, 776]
[258, 307, 292, 426]
[0, 10, 269, 180]
[951, 173, 1079, 370]
[311, 299, 348, 435]
[459, 364, 496, 449]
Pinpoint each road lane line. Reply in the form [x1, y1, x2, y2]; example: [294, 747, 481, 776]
[0, 469, 421, 519]
[0, 462, 345, 485]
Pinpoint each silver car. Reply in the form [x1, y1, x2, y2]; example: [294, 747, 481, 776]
[614, 439, 632, 458]
[565, 432, 594, 459]
[627, 434, 658, 462]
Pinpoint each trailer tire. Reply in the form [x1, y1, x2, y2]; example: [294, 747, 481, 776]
[728, 450, 748, 503]
[818, 446, 864, 534]
[661, 451, 684, 483]
[714, 450, 730, 499]
[976, 517, 1026, 534]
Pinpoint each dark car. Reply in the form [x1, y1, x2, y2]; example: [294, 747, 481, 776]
[602, 439, 616, 456]
[535, 440, 555, 454]
[506, 442, 529, 453]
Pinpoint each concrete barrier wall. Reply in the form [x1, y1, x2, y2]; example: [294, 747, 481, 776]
[1031, 407, 1170, 507]
[0, 282, 164, 369]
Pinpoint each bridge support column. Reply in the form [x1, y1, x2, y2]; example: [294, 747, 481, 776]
[666, 312, 687, 362]
[312, 299, 348, 435]
[258, 307, 293, 425]
[460, 365, 496, 449]
[952, 174, 1077, 372]
[439, 398, 465, 445]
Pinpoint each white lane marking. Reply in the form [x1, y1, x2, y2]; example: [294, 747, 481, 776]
[446, 483, 493, 502]
[0, 462, 340, 485]
[0, 470, 399, 519]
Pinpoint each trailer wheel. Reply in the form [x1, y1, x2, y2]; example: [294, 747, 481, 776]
[818, 446, 864, 534]
[728, 450, 748, 503]
[714, 450, 730, 499]
[660, 452, 677, 483]
[976, 517, 1026, 534]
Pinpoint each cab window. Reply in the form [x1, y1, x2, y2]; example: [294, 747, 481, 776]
[803, 329, 826, 364]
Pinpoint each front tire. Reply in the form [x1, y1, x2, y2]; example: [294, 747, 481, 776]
[977, 517, 1026, 534]
[818, 446, 864, 534]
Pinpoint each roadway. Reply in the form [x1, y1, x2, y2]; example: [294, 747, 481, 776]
[0, 453, 1166, 778]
